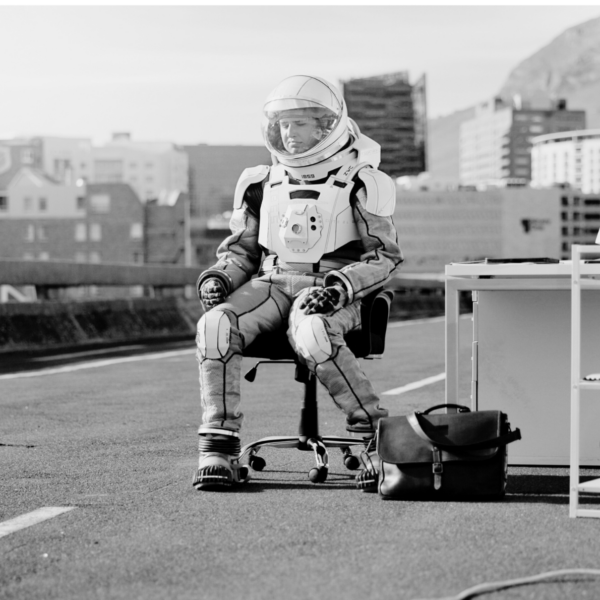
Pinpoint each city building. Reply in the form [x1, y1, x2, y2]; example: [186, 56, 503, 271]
[394, 186, 600, 273]
[92, 133, 188, 204]
[557, 189, 600, 258]
[531, 129, 600, 193]
[145, 192, 192, 266]
[393, 187, 562, 273]
[184, 144, 271, 267]
[341, 72, 427, 178]
[35, 136, 94, 184]
[0, 174, 145, 265]
[459, 97, 586, 187]
[0, 134, 188, 204]
[184, 144, 271, 221]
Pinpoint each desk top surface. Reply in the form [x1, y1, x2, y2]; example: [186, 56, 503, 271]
[446, 260, 600, 278]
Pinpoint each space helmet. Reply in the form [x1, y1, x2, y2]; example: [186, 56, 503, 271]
[262, 75, 351, 175]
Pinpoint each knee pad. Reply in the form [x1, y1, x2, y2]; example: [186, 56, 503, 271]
[197, 310, 231, 359]
[294, 315, 333, 364]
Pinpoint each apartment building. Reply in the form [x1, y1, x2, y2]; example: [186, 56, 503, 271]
[341, 72, 427, 178]
[460, 97, 586, 186]
[531, 129, 600, 193]
[558, 190, 600, 258]
[92, 133, 189, 204]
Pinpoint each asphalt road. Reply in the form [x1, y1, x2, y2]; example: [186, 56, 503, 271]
[1, 316, 600, 600]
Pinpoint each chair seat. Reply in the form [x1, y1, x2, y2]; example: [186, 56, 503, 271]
[243, 327, 366, 361]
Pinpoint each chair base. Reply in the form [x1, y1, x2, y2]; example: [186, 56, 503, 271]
[236, 434, 371, 484]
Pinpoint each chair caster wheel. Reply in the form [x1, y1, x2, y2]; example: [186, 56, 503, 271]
[344, 455, 361, 470]
[308, 466, 328, 483]
[249, 455, 266, 471]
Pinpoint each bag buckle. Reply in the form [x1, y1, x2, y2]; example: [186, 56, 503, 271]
[432, 447, 443, 490]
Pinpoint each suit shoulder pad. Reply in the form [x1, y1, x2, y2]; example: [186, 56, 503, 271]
[233, 165, 270, 209]
[356, 167, 396, 217]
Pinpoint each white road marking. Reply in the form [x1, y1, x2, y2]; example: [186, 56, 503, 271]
[0, 349, 195, 380]
[0, 507, 75, 539]
[382, 372, 446, 396]
[31, 345, 146, 362]
[388, 313, 472, 328]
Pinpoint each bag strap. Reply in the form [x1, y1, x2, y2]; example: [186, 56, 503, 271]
[422, 404, 471, 415]
[407, 411, 522, 452]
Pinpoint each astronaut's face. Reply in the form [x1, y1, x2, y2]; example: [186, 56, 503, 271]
[279, 117, 324, 155]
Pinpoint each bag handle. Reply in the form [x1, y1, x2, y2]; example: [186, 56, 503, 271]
[422, 404, 470, 415]
[407, 411, 522, 452]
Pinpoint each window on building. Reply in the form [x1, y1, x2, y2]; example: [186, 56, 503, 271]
[93, 159, 123, 183]
[77, 196, 86, 210]
[39, 252, 49, 261]
[0, 195, 7, 211]
[89, 251, 101, 263]
[21, 149, 34, 164]
[89, 194, 110, 213]
[75, 252, 87, 263]
[39, 197, 47, 211]
[37, 225, 47, 241]
[133, 252, 144, 263]
[22, 252, 34, 260]
[130, 222, 143, 239]
[89, 223, 102, 241]
[25, 224, 35, 241]
[75, 223, 87, 241]
[23, 197, 32, 211]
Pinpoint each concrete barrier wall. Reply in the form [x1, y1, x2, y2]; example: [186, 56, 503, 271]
[0, 297, 202, 354]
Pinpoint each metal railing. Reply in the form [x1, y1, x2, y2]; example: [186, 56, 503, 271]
[0, 259, 200, 288]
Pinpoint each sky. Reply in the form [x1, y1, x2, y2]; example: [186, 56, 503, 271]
[2, 4, 600, 147]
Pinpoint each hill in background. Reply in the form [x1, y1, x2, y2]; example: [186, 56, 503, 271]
[428, 15, 600, 182]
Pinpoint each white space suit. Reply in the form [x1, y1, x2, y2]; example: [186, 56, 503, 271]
[193, 75, 403, 490]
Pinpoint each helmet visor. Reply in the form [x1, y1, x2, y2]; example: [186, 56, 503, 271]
[262, 100, 342, 160]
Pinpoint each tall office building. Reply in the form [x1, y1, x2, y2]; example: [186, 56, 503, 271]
[341, 72, 427, 178]
[459, 97, 586, 187]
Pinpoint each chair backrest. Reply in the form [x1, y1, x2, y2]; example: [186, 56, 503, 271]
[243, 288, 394, 361]
[347, 288, 394, 358]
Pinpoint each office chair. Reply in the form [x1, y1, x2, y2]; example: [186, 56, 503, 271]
[235, 288, 394, 484]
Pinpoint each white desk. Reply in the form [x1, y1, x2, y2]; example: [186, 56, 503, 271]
[445, 261, 600, 466]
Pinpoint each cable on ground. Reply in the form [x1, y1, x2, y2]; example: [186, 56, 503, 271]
[413, 568, 600, 600]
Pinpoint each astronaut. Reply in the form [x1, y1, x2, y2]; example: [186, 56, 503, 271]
[193, 75, 403, 490]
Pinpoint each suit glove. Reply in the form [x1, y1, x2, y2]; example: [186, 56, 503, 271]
[199, 278, 227, 310]
[299, 285, 348, 315]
